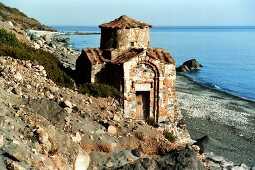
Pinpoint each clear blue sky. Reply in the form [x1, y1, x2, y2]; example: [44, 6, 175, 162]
[1, 0, 255, 26]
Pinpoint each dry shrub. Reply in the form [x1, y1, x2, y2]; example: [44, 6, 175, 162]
[134, 131, 149, 141]
[119, 137, 140, 149]
[80, 142, 113, 153]
[163, 130, 176, 143]
[120, 135, 178, 156]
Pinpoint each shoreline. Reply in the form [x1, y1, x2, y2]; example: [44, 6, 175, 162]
[176, 74, 255, 166]
[28, 29, 100, 37]
[177, 72, 255, 103]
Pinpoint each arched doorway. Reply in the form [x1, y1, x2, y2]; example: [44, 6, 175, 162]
[132, 62, 160, 120]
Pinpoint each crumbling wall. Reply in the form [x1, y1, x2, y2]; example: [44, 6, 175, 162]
[100, 28, 150, 50]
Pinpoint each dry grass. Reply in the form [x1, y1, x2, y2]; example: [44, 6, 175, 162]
[80, 142, 113, 153]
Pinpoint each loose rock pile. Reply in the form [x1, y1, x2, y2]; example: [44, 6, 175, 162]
[0, 55, 195, 169]
[28, 30, 80, 69]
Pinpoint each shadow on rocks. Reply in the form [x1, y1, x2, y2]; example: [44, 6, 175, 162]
[113, 148, 205, 170]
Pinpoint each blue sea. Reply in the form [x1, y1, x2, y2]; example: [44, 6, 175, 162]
[53, 26, 255, 101]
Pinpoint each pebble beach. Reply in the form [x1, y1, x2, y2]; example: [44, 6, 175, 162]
[176, 74, 255, 166]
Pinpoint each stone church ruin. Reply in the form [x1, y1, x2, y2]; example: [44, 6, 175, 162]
[76, 15, 177, 124]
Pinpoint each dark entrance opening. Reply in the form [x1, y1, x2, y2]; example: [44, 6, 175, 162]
[136, 91, 150, 119]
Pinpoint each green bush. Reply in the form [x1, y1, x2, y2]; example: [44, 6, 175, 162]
[0, 28, 74, 88]
[0, 29, 20, 47]
[163, 130, 176, 143]
[77, 83, 120, 98]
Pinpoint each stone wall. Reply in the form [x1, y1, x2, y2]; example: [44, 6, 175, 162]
[91, 63, 105, 83]
[100, 28, 150, 50]
[123, 51, 176, 123]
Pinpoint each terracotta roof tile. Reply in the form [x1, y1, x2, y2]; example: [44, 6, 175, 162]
[82, 48, 104, 65]
[111, 48, 144, 64]
[81, 48, 175, 65]
[99, 15, 152, 29]
[146, 48, 175, 64]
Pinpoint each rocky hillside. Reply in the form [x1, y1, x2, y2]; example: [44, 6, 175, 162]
[0, 56, 203, 169]
[0, 2, 53, 31]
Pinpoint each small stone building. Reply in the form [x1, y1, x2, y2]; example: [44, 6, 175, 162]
[76, 15, 177, 123]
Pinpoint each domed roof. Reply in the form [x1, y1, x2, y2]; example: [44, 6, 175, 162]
[99, 15, 152, 29]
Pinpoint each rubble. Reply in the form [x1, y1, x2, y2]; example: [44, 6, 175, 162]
[0, 55, 192, 169]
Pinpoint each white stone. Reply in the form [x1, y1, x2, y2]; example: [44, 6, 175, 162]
[12, 140, 20, 145]
[38, 65, 44, 71]
[210, 155, 224, 163]
[220, 160, 234, 168]
[26, 84, 32, 89]
[64, 100, 72, 108]
[25, 62, 32, 68]
[14, 72, 23, 81]
[33, 43, 40, 49]
[209, 161, 221, 170]
[72, 132, 82, 143]
[108, 125, 117, 135]
[89, 98, 92, 104]
[113, 115, 121, 122]
[233, 164, 249, 170]
[48, 86, 59, 93]
[64, 107, 72, 114]
[0, 135, 4, 148]
[191, 144, 200, 153]
[111, 142, 117, 149]
[36, 127, 49, 144]
[106, 162, 113, 168]
[36, 40, 43, 47]
[0, 58, 6, 65]
[95, 130, 105, 134]
[239, 164, 249, 170]
[74, 150, 90, 170]
[42, 70, 47, 76]
[47, 93, 54, 99]
[43, 34, 51, 42]
[6, 21, 14, 27]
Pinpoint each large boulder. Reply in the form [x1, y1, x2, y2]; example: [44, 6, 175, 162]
[43, 34, 51, 42]
[114, 148, 205, 170]
[177, 59, 203, 72]
[27, 98, 67, 125]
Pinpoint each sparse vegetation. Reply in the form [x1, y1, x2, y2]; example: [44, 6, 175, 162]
[77, 82, 120, 98]
[163, 130, 176, 142]
[0, 28, 74, 88]
[0, 2, 27, 18]
[146, 117, 156, 126]
[0, 2, 55, 30]
[0, 29, 20, 47]
[146, 117, 160, 127]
